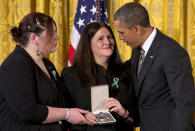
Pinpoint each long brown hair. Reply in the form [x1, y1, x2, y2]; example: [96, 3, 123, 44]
[73, 22, 122, 87]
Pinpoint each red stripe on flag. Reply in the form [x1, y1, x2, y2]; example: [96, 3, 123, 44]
[68, 43, 75, 65]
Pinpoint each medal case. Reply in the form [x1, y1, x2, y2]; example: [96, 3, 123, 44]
[91, 85, 116, 124]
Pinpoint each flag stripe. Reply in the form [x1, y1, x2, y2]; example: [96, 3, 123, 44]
[68, 43, 76, 64]
[70, 25, 80, 50]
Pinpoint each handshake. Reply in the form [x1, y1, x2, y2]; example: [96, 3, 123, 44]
[65, 108, 97, 126]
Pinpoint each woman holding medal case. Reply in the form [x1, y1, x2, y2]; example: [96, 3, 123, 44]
[0, 12, 96, 131]
[61, 22, 139, 131]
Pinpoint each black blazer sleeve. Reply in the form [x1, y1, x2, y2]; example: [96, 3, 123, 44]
[162, 38, 195, 131]
[0, 59, 48, 123]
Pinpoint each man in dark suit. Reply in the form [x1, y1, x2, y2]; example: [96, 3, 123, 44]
[114, 2, 195, 131]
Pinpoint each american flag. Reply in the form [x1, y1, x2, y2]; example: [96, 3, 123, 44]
[68, 0, 109, 66]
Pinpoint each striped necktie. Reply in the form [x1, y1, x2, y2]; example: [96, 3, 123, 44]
[137, 48, 145, 76]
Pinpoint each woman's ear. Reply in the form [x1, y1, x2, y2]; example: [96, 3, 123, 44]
[29, 33, 39, 45]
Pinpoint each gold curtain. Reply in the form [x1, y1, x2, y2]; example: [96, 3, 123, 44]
[0, 0, 194, 130]
[0, 0, 195, 76]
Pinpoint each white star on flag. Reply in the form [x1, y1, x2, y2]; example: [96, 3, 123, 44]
[80, 5, 87, 14]
[105, 11, 108, 18]
[90, 19, 95, 23]
[76, 18, 85, 28]
[90, 5, 97, 15]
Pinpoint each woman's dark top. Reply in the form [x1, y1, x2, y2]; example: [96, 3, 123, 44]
[61, 64, 139, 131]
[0, 45, 67, 131]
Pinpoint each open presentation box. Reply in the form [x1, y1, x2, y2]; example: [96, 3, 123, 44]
[91, 84, 116, 125]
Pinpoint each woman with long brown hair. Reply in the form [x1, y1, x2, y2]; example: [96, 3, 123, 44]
[61, 22, 139, 131]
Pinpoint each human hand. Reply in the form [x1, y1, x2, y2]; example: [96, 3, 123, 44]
[84, 112, 97, 125]
[105, 97, 128, 117]
[66, 108, 90, 125]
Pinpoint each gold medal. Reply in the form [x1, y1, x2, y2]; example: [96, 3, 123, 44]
[100, 119, 106, 122]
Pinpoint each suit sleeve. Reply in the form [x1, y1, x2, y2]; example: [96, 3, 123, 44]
[162, 40, 195, 131]
[0, 60, 48, 123]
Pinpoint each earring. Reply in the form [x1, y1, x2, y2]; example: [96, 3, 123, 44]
[36, 50, 40, 56]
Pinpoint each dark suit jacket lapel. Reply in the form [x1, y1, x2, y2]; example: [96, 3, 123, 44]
[137, 29, 162, 96]
[131, 48, 141, 96]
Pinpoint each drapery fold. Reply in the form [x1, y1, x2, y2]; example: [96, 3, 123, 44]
[0, 0, 194, 78]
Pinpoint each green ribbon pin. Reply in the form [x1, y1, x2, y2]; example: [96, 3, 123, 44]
[51, 70, 57, 80]
[112, 77, 119, 88]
